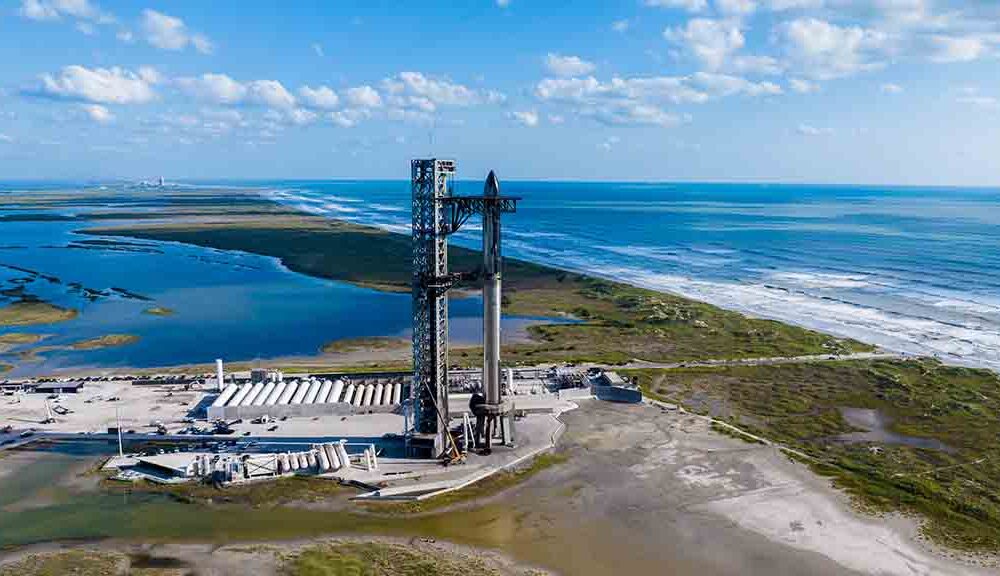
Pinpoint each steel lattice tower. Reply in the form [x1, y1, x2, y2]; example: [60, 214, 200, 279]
[411, 159, 456, 454]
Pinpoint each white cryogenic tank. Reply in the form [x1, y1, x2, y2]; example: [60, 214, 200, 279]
[278, 453, 289, 473]
[316, 380, 333, 404]
[277, 382, 298, 405]
[211, 384, 238, 407]
[343, 383, 357, 405]
[363, 384, 375, 406]
[317, 447, 331, 471]
[306, 451, 318, 469]
[288, 452, 299, 471]
[336, 442, 350, 468]
[329, 379, 345, 403]
[228, 384, 252, 407]
[392, 382, 402, 405]
[381, 383, 392, 406]
[264, 382, 286, 406]
[324, 443, 340, 470]
[291, 381, 311, 404]
[253, 382, 276, 406]
[351, 385, 365, 407]
[373, 383, 384, 406]
[297, 453, 309, 470]
[241, 382, 266, 406]
[304, 380, 322, 404]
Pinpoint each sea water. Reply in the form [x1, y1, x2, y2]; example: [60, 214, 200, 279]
[263, 180, 1000, 372]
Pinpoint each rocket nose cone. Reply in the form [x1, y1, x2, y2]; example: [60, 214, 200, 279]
[485, 170, 500, 196]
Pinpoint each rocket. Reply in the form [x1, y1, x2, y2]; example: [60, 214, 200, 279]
[482, 170, 502, 407]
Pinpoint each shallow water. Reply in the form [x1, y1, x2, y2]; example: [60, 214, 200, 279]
[837, 407, 954, 452]
[0, 185, 558, 376]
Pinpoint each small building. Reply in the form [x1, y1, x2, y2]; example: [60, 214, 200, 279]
[33, 382, 84, 394]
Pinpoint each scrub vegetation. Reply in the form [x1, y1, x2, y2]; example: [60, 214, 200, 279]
[68, 334, 140, 350]
[282, 541, 535, 576]
[105, 475, 348, 507]
[0, 550, 124, 576]
[0, 301, 77, 327]
[321, 337, 409, 354]
[633, 359, 1000, 552]
[142, 307, 174, 317]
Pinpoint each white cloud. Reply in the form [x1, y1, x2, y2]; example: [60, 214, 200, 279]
[766, 0, 823, 10]
[177, 74, 247, 104]
[247, 80, 296, 109]
[612, 19, 630, 33]
[510, 110, 539, 127]
[692, 72, 782, 97]
[0, 133, 13, 143]
[601, 135, 621, 151]
[545, 53, 596, 77]
[312, 43, 324, 57]
[665, 18, 744, 70]
[789, 78, 820, 93]
[929, 35, 997, 63]
[779, 18, 889, 79]
[75, 21, 95, 35]
[496, 0, 510, 7]
[20, 0, 59, 20]
[36, 65, 157, 104]
[344, 85, 382, 108]
[298, 85, 340, 110]
[957, 94, 998, 108]
[548, 114, 565, 124]
[383, 72, 482, 109]
[116, 29, 133, 43]
[715, 0, 756, 17]
[731, 54, 784, 75]
[797, 123, 832, 136]
[81, 103, 113, 123]
[141, 9, 213, 54]
[20, 0, 106, 21]
[329, 109, 370, 128]
[880, 82, 904, 93]
[645, 0, 707, 13]
[287, 108, 319, 125]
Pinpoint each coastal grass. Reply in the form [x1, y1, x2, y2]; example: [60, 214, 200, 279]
[84, 216, 869, 366]
[68, 334, 140, 350]
[361, 452, 568, 516]
[0, 363, 10, 374]
[632, 359, 1000, 552]
[104, 475, 348, 507]
[321, 337, 409, 354]
[0, 301, 77, 327]
[143, 307, 174, 317]
[0, 550, 124, 576]
[283, 541, 512, 576]
[0, 333, 46, 346]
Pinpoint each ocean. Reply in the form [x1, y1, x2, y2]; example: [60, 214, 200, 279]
[265, 180, 1000, 372]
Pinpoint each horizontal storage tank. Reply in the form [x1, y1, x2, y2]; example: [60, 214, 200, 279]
[277, 381, 298, 405]
[291, 381, 311, 404]
[336, 442, 350, 468]
[297, 452, 309, 470]
[317, 380, 333, 404]
[351, 384, 364, 407]
[253, 382, 276, 406]
[288, 452, 299, 471]
[342, 383, 356, 405]
[324, 443, 340, 470]
[278, 453, 289, 473]
[211, 384, 238, 408]
[392, 382, 402, 405]
[329, 379, 345, 404]
[264, 382, 286, 406]
[240, 382, 266, 406]
[317, 447, 330, 471]
[362, 384, 375, 407]
[304, 380, 322, 404]
[228, 384, 252, 407]
[373, 383, 384, 406]
[380, 383, 392, 406]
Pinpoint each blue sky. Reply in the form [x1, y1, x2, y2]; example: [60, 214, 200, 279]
[0, 0, 998, 185]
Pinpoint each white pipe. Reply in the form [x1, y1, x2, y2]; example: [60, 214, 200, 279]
[369, 443, 378, 470]
[216, 358, 224, 391]
[211, 384, 238, 408]
[264, 382, 286, 406]
[253, 382, 276, 406]
[329, 379, 345, 403]
[277, 382, 298, 405]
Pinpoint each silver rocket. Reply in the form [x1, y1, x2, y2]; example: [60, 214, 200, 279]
[482, 170, 502, 406]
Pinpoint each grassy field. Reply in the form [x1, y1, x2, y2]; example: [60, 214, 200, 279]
[283, 541, 527, 576]
[321, 337, 409, 354]
[632, 359, 1000, 551]
[67, 334, 140, 350]
[0, 550, 123, 576]
[85, 215, 870, 366]
[0, 301, 77, 327]
[104, 475, 348, 507]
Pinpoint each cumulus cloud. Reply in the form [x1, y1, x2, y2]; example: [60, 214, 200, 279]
[344, 85, 382, 108]
[612, 19, 630, 33]
[177, 74, 247, 104]
[789, 78, 820, 93]
[715, 0, 757, 17]
[298, 85, 339, 110]
[142, 9, 213, 54]
[81, 103, 113, 123]
[929, 34, 997, 63]
[545, 53, 596, 77]
[779, 18, 889, 79]
[880, 82, 904, 93]
[535, 72, 777, 127]
[645, 0, 707, 13]
[665, 18, 744, 70]
[247, 80, 296, 109]
[20, 0, 109, 22]
[33, 65, 158, 104]
[797, 123, 833, 136]
[509, 110, 539, 127]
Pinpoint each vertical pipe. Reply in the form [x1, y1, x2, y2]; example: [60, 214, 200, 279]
[483, 171, 502, 406]
[216, 358, 224, 391]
